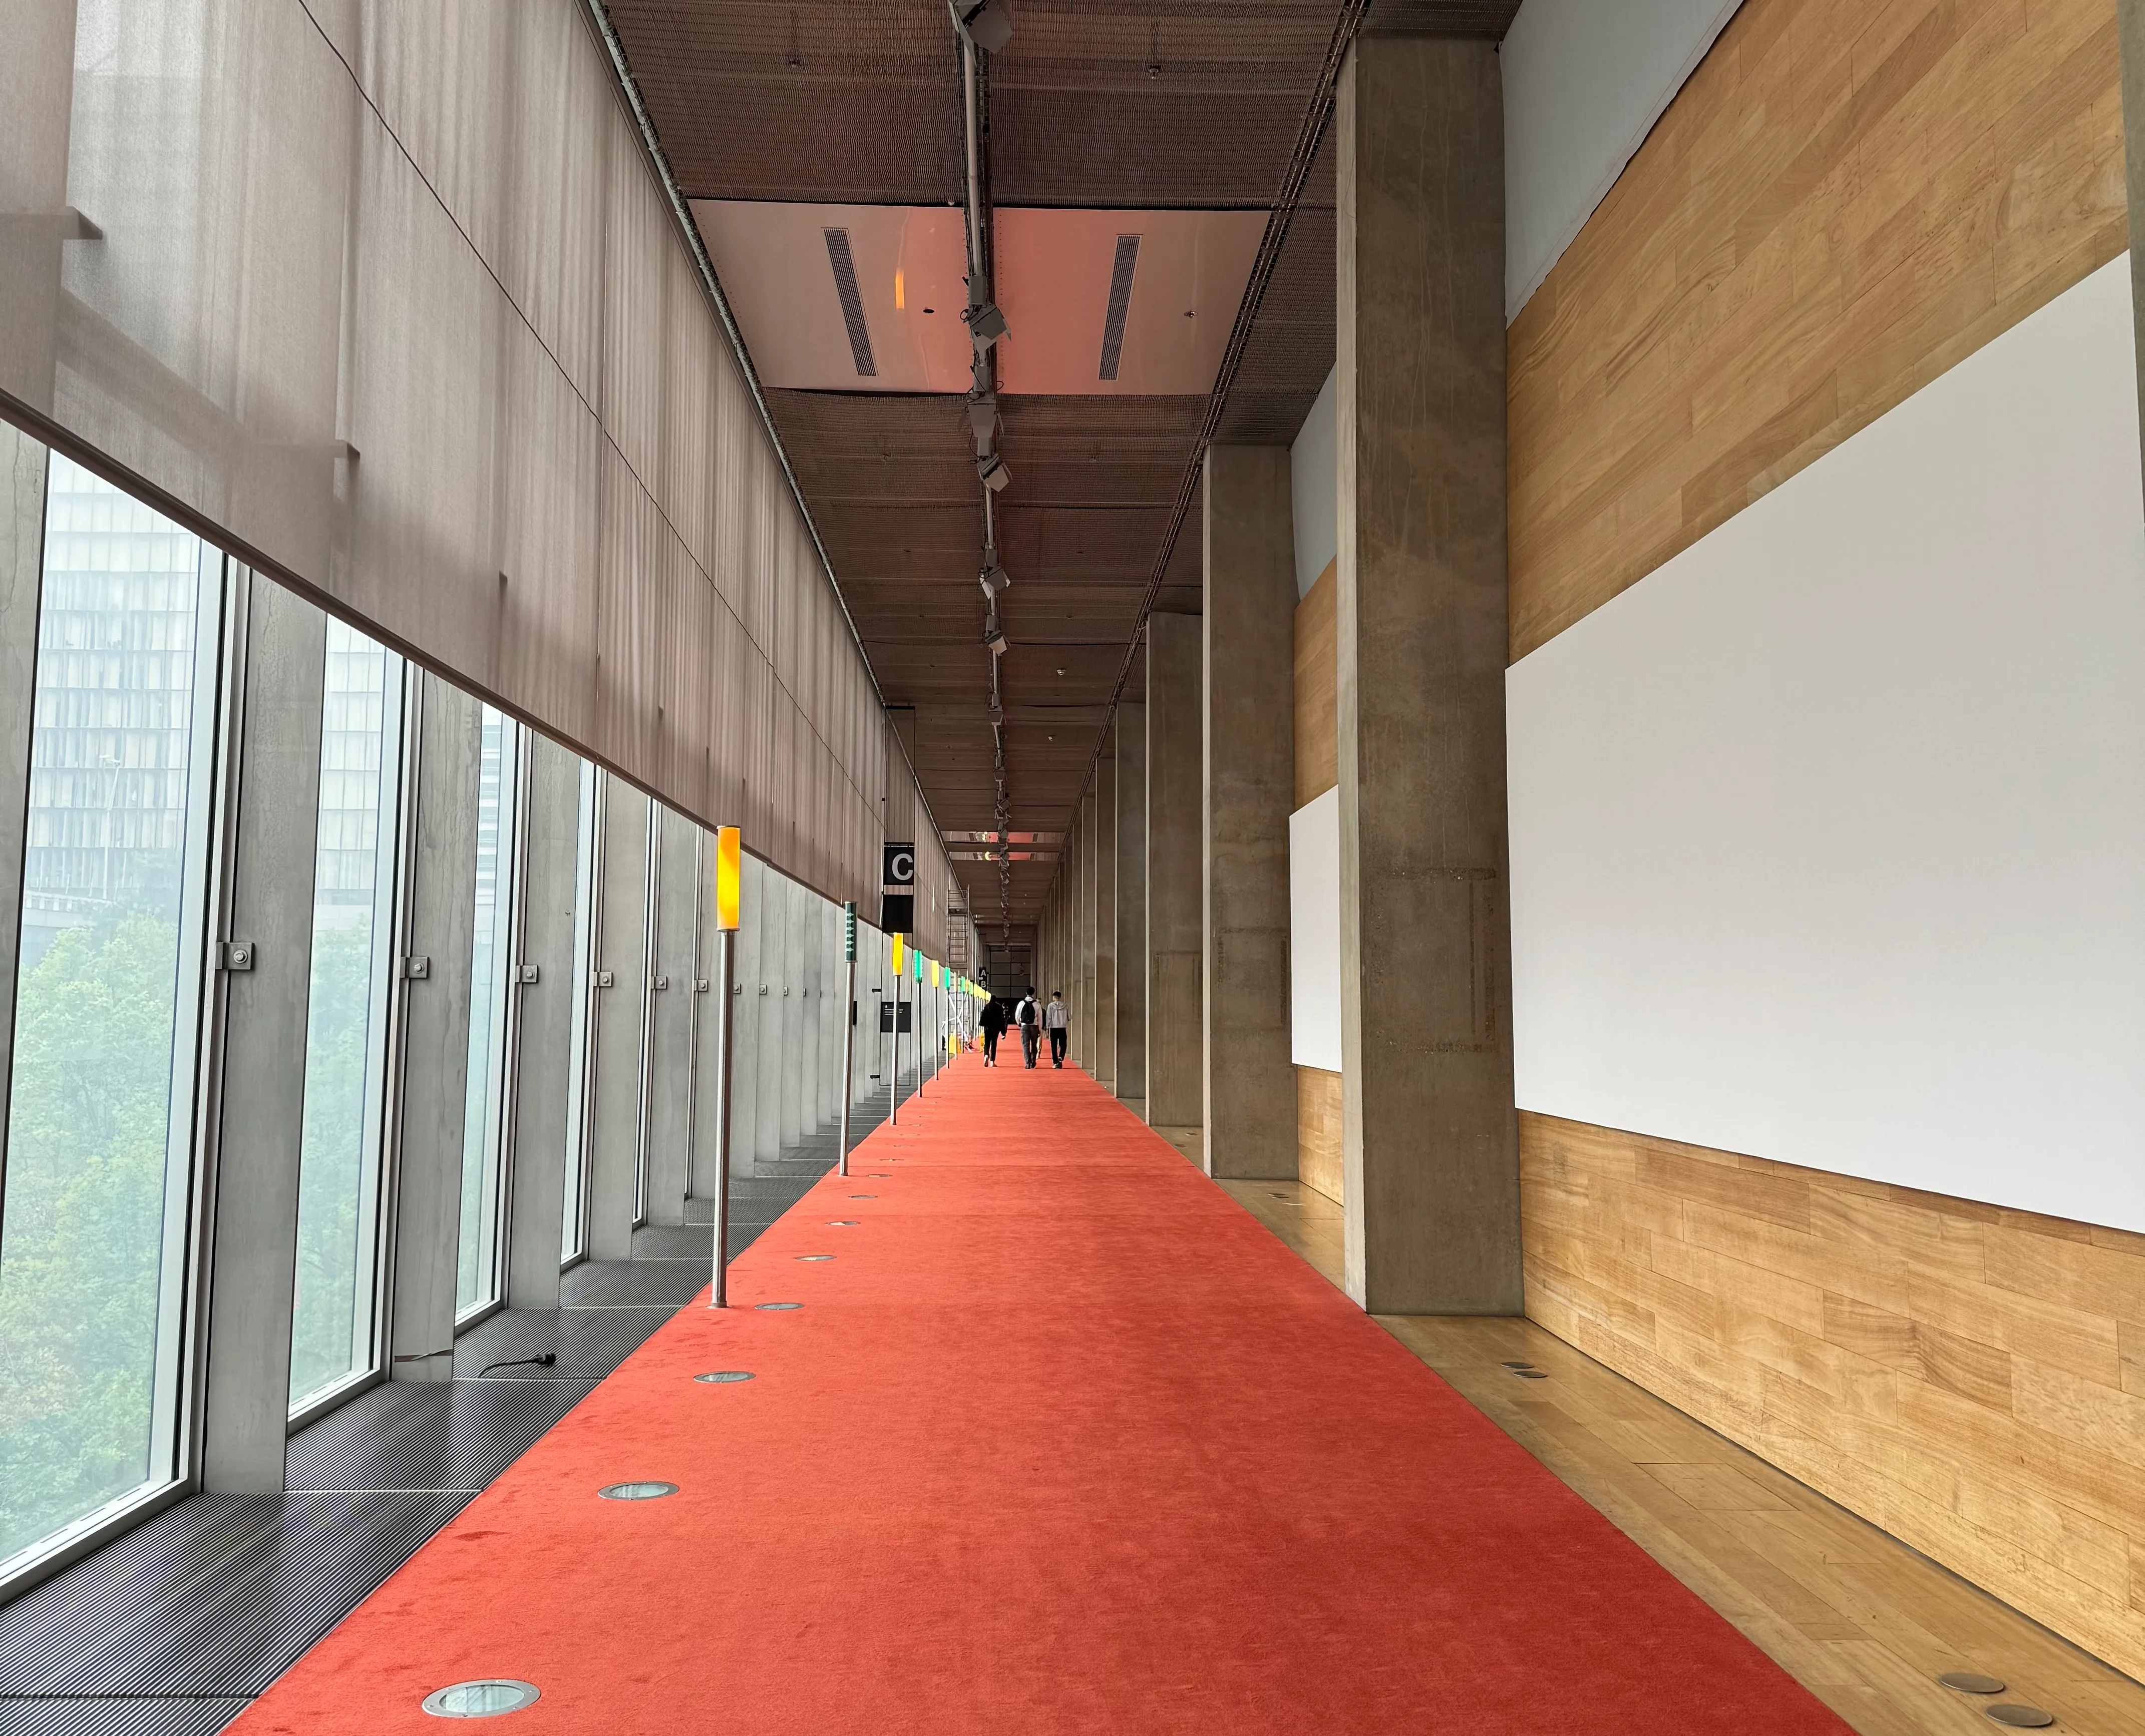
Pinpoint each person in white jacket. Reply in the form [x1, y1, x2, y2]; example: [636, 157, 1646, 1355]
[1043, 989, 1069, 1068]
[1016, 992, 1041, 1068]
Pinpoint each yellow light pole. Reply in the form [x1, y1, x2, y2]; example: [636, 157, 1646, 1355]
[708, 826, 741, 1309]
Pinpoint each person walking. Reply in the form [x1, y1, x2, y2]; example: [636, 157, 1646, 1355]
[1044, 989, 1069, 1068]
[980, 995, 1008, 1067]
[1016, 990, 1041, 1068]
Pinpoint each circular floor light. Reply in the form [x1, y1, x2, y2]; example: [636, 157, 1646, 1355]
[598, 1481, 677, 1501]
[756, 1302, 802, 1311]
[422, 1680, 540, 1718]
[1984, 1708, 2053, 1729]
[694, 1371, 754, 1384]
[1939, 1674, 2007, 1695]
[828, 1220, 859, 1226]
[797, 1254, 833, 1261]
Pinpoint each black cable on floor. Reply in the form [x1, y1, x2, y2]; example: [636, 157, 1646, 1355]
[476, 1353, 558, 1378]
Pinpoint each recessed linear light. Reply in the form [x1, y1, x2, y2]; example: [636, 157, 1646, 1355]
[1098, 234, 1141, 380]
[598, 1482, 678, 1500]
[695, 1371, 755, 1383]
[822, 228, 876, 378]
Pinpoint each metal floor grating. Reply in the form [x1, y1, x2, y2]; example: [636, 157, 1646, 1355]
[0, 1492, 473, 1699]
[453, 1304, 675, 1381]
[558, 1257, 708, 1307]
[0, 1697, 255, 1734]
[0, 1110, 859, 1731]
[284, 1377, 599, 1493]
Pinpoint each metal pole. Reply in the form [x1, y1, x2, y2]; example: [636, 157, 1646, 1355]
[708, 926, 736, 1309]
[838, 902, 857, 1177]
[891, 972, 902, 1124]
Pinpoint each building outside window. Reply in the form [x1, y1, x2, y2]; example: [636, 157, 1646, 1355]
[0, 456, 224, 1570]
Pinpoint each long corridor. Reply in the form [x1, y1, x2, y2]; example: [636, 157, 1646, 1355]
[231, 1054, 1847, 1735]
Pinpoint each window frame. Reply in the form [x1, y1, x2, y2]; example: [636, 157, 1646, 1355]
[0, 481, 237, 1602]
[283, 628, 410, 1428]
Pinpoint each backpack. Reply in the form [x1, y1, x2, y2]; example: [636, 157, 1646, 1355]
[1018, 998, 1036, 1026]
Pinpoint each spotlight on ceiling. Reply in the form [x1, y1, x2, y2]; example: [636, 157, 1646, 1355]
[978, 452, 1011, 492]
[980, 562, 1009, 598]
[964, 300, 1009, 348]
[984, 614, 1009, 656]
[962, 0, 1014, 52]
[968, 394, 998, 444]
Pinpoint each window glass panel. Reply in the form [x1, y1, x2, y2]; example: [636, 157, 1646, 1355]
[289, 622, 403, 1410]
[0, 456, 221, 1568]
[560, 760, 599, 1265]
[456, 706, 517, 1317]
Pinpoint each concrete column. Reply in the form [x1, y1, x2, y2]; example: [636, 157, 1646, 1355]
[389, 675, 481, 1379]
[202, 575, 325, 1485]
[784, 878, 809, 1143]
[1094, 733, 1118, 1092]
[1115, 703, 1148, 1108]
[756, 869, 788, 1161]
[816, 900, 835, 1120]
[0, 428, 46, 1103]
[1146, 611, 1204, 1128]
[1202, 445, 1298, 1179]
[584, 778, 649, 1260]
[505, 735, 582, 1309]
[642, 807, 698, 1225]
[1336, 37, 1519, 1314]
[801, 887, 823, 1134]
[1078, 779, 1098, 1068]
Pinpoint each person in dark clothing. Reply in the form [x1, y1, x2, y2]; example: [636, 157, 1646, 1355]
[980, 996, 1008, 1067]
[1016, 991, 1041, 1068]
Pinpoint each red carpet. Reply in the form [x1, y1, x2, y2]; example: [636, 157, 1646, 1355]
[235, 1054, 1852, 1734]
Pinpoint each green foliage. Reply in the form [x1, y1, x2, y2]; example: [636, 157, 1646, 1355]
[0, 913, 182, 1562]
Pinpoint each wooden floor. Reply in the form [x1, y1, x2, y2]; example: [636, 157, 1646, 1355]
[1213, 1176, 2145, 1736]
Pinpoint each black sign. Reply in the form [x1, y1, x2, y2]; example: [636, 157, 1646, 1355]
[880, 894, 915, 934]
[882, 842, 915, 890]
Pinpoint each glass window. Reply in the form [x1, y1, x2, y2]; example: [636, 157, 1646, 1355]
[0, 456, 223, 1570]
[455, 705, 518, 1318]
[288, 622, 404, 1411]
[560, 760, 599, 1265]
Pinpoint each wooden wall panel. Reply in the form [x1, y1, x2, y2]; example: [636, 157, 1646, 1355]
[1297, 1067, 1344, 1203]
[1507, 0, 2127, 661]
[1292, 559, 1337, 806]
[1521, 1111, 2145, 1681]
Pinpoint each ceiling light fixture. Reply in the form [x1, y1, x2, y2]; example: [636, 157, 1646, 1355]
[961, 0, 1014, 53]
[964, 299, 1008, 349]
[978, 452, 1011, 492]
[984, 615, 1009, 656]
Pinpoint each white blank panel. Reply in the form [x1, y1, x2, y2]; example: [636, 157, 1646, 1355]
[1290, 788, 1342, 1071]
[1507, 256, 2145, 1232]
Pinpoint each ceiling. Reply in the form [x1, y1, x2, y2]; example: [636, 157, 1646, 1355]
[606, 0, 1521, 941]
